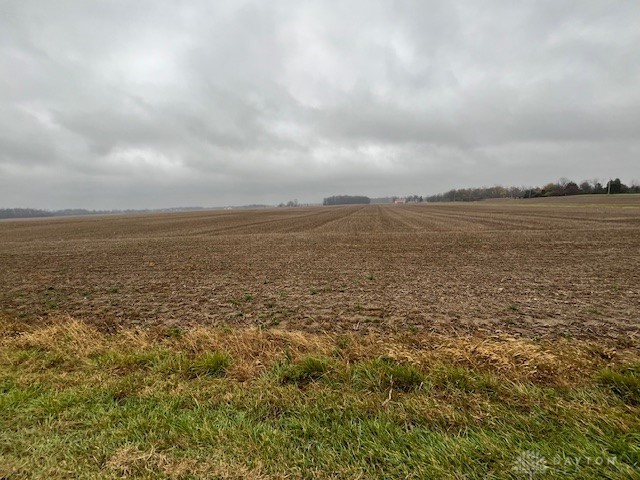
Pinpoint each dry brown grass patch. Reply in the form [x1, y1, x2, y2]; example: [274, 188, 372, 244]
[106, 445, 267, 479]
[2, 315, 637, 385]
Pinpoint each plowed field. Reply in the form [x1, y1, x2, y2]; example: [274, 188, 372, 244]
[1, 196, 639, 342]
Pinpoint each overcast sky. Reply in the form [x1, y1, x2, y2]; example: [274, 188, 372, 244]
[1, 1, 639, 209]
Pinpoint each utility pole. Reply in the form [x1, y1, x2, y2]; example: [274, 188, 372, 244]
[607, 179, 611, 195]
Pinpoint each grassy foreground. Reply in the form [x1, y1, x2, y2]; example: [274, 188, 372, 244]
[0, 317, 639, 479]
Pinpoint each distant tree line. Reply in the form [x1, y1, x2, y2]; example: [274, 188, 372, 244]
[323, 195, 371, 206]
[278, 199, 300, 208]
[0, 207, 205, 220]
[368, 195, 426, 204]
[425, 178, 640, 203]
[0, 208, 56, 219]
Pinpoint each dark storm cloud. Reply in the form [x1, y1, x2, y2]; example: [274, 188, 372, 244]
[1, 0, 639, 209]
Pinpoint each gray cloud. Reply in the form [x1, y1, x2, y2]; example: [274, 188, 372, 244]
[1, 0, 639, 209]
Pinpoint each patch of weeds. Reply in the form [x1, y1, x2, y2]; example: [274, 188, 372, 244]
[472, 374, 503, 396]
[43, 299, 59, 310]
[310, 288, 318, 295]
[278, 306, 294, 317]
[351, 357, 425, 392]
[107, 287, 119, 294]
[162, 326, 184, 339]
[94, 350, 164, 373]
[336, 336, 349, 350]
[596, 364, 640, 405]
[508, 303, 519, 312]
[244, 293, 254, 302]
[41, 289, 67, 310]
[279, 356, 332, 385]
[587, 307, 602, 316]
[186, 352, 231, 378]
[363, 317, 382, 325]
[431, 365, 476, 392]
[366, 273, 375, 281]
[10, 347, 44, 366]
[13, 348, 71, 370]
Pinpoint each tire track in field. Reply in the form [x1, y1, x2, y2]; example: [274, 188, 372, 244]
[286, 206, 366, 233]
[382, 205, 494, 232]
[426, 204, 640, 231]
[380, 205, 484, 232]
[381, 204, 593, 232]
[409, 205, 599, 231]
[500, 210, 640, 229]
[416, 208, 543, 231]
[404, 204, 639, 233]
[310, 206, 381, 233]
[190, 208, 339, 235]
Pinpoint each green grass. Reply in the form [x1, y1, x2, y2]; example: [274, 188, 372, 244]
[161, 326, 184, 339]
[0, 323, 639, 479]
[186, 351, 231, 378]
[279, 356, 332, 384]
[597, 364, 640, 405]
[350, 357, 425, 392]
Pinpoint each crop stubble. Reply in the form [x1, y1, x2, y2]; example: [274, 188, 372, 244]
[0, 197, 638, 343]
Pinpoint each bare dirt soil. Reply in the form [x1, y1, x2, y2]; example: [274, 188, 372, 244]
[1, 196, 639, 343]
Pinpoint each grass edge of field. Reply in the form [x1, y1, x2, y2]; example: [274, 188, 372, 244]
[1, 317, 639, 479]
